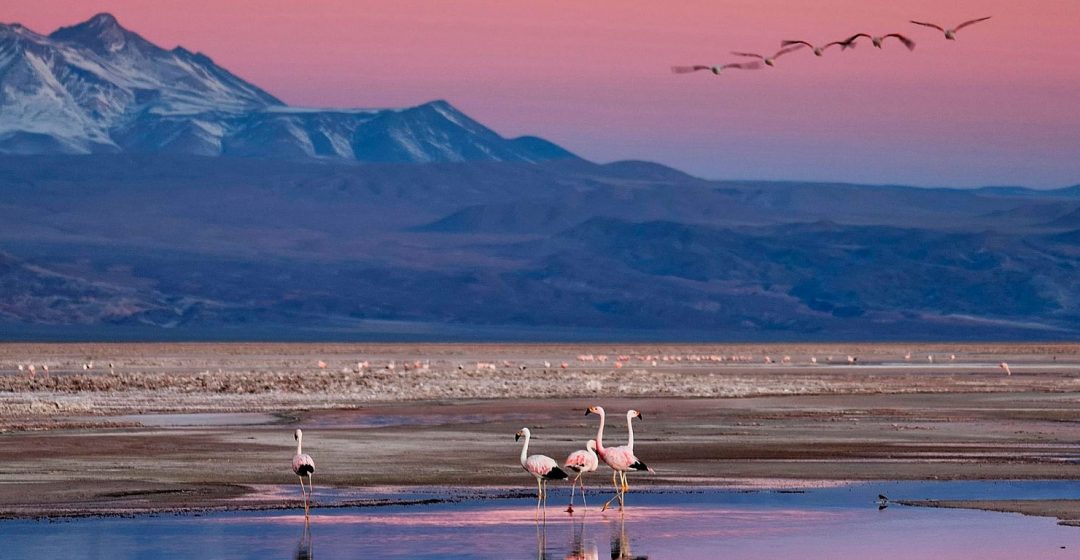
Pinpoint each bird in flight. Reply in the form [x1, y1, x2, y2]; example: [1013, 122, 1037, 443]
[671, 62, 764, 75]
[731, 44, 806, 66]
[780, 39, 855, 57]
[843, 33, 916, 51]
[910, 17, 991, 40]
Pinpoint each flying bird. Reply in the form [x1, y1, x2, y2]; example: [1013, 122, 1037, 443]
[780, 39, 855, 56]
[516, 428, 569, 510]
[731, 44, 806, 66]
[671, 62, 763, 75]
[564, 439, 600, 513]
[292, 428, 316, 517]
[843, 33, 916, 51]
[910, 17, 991, 40]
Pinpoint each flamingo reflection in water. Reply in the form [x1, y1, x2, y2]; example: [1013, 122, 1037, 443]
[610, 514, 648, 560]
[294, 517, 313, 560]
[565, 514, 599, 560]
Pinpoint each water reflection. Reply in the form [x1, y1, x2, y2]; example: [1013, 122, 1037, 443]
[566, 515, 599, 560]
[609, 514, 647, 560]
[294, 518, 313, 560]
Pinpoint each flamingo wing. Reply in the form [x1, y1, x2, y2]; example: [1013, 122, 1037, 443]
[884, 33, 916, 50]
[292, 453, 315, 476]
[671, 65, 710, 74]
[781, 40, 814, 49]
[730, 51, 764, 59]
[725, 61, 764, 70]
[909, 20, 946, 32]
[527, 454, 569, 480]
[774, 44, 807, 58]
[954, 16, 991, 31]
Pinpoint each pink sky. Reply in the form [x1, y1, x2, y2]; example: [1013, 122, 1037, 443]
[5, 0, 1079, 187]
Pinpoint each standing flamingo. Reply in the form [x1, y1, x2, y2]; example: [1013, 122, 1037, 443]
[564, 439, 599, 513]
[585, 407, 653, 511]
[999, 362, 1012, 376]
[516, 428, 568, 511]
[292, 428, 315, 516]
[910, 17, 991, 40]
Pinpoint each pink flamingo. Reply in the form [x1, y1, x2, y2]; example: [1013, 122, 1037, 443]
[910, 17, 991, 40]
[731, 44, 806, 66]
[999, 362, 1012, 376]
[671, 61, 763, 75]
[516, 427, 568, 510]
[585, 406, 653, 511]
[564, 439, 599, 513]
[842, 32, 916, 51]
[292, 428, 315, 516]
[780, 38, 856, 56]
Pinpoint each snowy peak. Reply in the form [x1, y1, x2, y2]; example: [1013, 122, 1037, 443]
[49, 12, 135, 54]
[0, 15, 576, 163]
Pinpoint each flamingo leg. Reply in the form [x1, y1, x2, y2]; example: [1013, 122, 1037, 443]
[581, 478, 588, 510]
[298, 476, 309, 516]
[307, 473, 314, 513]
[567, 473, 580, 513]
[602, 471, 622, 511]
[536, 477, 543, 510]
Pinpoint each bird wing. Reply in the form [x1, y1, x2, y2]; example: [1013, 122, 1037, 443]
[774, 44, 806, 58]
[781, 40, 814, 48]
[725, 61, 764, 70]
[671, 65, 710, 74]
[821, 40, 848, 51]
[954, 16, 991, 31]
[884, 33, 917, 50]
[909, 20, 946, 32]
[527, 454, 559, 476]
[730, 51, 764, 60]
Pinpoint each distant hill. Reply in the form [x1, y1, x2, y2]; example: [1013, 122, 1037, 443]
[1, 155, 1078, 341]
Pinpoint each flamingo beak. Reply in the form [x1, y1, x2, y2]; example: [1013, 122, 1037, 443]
[515, 433, 522, 441]
[585, 409, 592, 416]
[637, 412, 644, 420]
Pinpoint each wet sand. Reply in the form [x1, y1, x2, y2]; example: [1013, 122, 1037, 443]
[2, 343, 1080, 522]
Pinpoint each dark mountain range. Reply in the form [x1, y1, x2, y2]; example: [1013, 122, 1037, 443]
[1, 154, 1079, 341]
[0, 15, 1077, 341]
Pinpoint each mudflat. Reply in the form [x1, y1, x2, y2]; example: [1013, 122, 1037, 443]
[2, 342, 1080, 522]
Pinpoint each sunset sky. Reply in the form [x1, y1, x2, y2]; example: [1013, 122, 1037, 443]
[6, 0, 1079, 188]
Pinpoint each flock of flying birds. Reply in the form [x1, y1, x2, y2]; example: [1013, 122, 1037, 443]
[672, 16, 991, 76]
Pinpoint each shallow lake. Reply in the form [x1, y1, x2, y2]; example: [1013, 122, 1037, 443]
[4, 481, 1080, 559]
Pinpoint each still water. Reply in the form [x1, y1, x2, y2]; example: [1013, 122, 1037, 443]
[4, 481, 1080, 559]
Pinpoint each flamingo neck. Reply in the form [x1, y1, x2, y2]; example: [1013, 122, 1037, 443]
[519, 432, 530, 467]
[595, 410, 606, 453]
[296, 434, 303, 456]
[626, 413, 635, 451]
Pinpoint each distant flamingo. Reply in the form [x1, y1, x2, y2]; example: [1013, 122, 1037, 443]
[843, 33, 916, 51]
[585, 406, 653, 511]
[292, 428, 315, 516]
[671, 61, 763, 75]
[780, 38, 855, 56]
[910, 17, 991, 40]
[732, 44, 806, 66]
[516, 428, 568, 510]
[999, 362, 1012, 376]
[564, 439, 599, 513]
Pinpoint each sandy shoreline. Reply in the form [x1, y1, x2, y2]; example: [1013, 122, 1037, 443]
[2, 342, 1080, 524]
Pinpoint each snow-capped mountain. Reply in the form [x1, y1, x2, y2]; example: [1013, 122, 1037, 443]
[0, 13, 575, 162]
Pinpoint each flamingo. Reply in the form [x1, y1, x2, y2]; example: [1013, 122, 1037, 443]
[516, 428, 568, 510]
[564, 439, 599, 513]
[585, 406, 653, 511]
[999, 362, 1012, 376]
[292, 428, 315, 516]
[671, 61, 763, 75]
[842, 33, 916, 51]
[780, 38, 856, 56]
[731, 44, 806, 66]
[910, 17, 991, 40]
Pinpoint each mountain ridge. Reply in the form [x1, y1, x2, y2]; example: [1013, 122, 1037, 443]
[0, 13, 577, 163]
